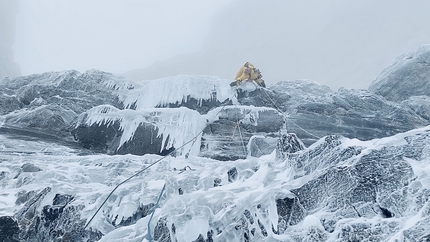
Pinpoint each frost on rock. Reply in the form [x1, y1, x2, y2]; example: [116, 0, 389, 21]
[369, 44, 430, 102]
[72, 105, 206, 156]
[120, 75, 235, 114]
[92, 127, 430, 242]
[1, 51, 430, 241]
[275, 133, 305, 161]
[200, 105, 284, 160]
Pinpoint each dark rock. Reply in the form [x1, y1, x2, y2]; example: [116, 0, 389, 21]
[275, 196, 305, 233]
[153, 217, 171, 242]
[160, 94, 232, 115]
[72, 118, 174, 156]
[114, 203, 154, 227]
[0, 216, 20, 242]
[213, 178, 222, 187]
[72, 117, 121, 152]
[0, 171, 6, 181]
[15, 188, 102, 242]
[228, 167, 238, 183]
[276, 133, 305, 161]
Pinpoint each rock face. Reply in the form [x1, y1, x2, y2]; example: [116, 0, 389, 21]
[0, 54, 430, 241]
[1, 67, 429, 157]
[271, 129, 430, 241]
[14, 188, 102, 242]
[263, 81, 428, 146]
[369, 44, 430, 102]
[200, 106, 284, 161]
[0, 70, 129, 142]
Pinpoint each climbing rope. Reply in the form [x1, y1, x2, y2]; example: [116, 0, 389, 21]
[235, 116, 248, 157]
[184, 136, 198, 158]
[147, 184, 166, 242]
[84, 92, 236, 229]
[84, 84, 319, 230]
[258, 86, 322, 139]
[237, 123, 247, 156]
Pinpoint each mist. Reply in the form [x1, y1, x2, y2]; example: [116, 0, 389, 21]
[8, 0, 430, 90]
[0, 0, 21, 80]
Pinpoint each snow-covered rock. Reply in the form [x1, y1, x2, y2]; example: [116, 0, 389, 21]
[1, 54, 430, 241]
[200, 106, 284, 161]
[1, 126, 429, 241]
[369, 44, 430, 102]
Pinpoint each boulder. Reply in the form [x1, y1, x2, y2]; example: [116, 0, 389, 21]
[369, 44, 430, 102]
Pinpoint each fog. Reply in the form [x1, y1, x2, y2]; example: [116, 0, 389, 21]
[7, 0, 430, 90]
[0, 0, 20, 80]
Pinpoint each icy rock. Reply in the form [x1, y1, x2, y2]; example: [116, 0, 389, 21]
[280, 87, 428, 146]
[113, 203, 154, 227]
[369, 44, 430, 102]
[121, 74, 235, 114]
[249, 135, 278, 158]
[0, 94, 23, 115]
[72, 106, 204, 156]
[276, 133, 305, 161]
[15, 190, 37, 205]
[275, 196, 305, 232]
[227, 167, 238, 183]
[0, 70, 126, 114]
[200, 106, 284, 160]
[72, 119, 173, 155]
[2, 104, 77, 140]
[21, 163, 42, 173]
[153, 217, 171, 242]
[402, 95, 430, 121]
[16, 188, 102, 242]
[0, 70, 127, 144]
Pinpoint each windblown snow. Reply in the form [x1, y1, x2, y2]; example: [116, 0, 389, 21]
[1, 71, 430, 241]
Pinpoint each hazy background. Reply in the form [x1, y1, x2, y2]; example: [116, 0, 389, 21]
[0, 0, 21, 79]
[3, 0, 430, 90]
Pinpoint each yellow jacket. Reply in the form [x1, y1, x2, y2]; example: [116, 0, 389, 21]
[235, 66, 259, 81]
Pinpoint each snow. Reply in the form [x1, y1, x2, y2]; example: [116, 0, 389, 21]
[1, 72, 430, 240]
[119, 75, 235, 110]
[81, 105, 206, 154]
[1, 122, 430, 241]
[302, 215, 325, 232]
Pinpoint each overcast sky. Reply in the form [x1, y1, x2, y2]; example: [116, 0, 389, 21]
[11, 0, 430, 90]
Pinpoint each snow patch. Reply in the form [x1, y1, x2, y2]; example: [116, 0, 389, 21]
[119, 75, 235, 110]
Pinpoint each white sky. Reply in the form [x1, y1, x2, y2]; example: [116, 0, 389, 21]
[14, 0, 230, 75]
[12, 0, 430, 90]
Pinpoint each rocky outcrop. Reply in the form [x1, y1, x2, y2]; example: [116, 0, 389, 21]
[225, 80, 429, 147]
[0, 70, 130, 142]
[2, 68, 429, 158]
[369, 44, 430, 102]
[14, 188, 102, 242]
[1, 45, 430, 241]
[200, 106, 284, 160]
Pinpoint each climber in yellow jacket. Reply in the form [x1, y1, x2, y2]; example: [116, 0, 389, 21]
[230, 62, 266, 88]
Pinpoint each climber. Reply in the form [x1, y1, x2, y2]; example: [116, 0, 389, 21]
[230, 62, 266, 88]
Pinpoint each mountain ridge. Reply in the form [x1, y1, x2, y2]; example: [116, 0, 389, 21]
[0, 46, 429, 241]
